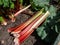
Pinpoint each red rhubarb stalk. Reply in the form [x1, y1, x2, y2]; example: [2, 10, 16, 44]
[8, 23, 24, 32]
[19, 11, 50, 43]
[10, 8, 44, 34]
[14, 4, 31, 16]
[8, 26, 19, 32]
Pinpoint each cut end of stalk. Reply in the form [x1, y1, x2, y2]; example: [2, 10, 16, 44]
[58, 41, 60, 45]
[1, 40, 5, 44]
[8, 28, 13, 32]
[1, 21, 7, 25]
[8, 29, 10, 32]
[14, 38, 20, 45]
[46, 11, 50, 15]
[11, 30, 21, 34]
[11, 18, 16, 22]
[13, 33, 20, 37]
[9, 14, 16, 22]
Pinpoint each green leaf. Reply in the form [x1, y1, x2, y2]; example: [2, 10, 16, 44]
[0, 0, 15, 9]
[0, 0, 3, 5]
[49, 5, 57, 19]
[3, 0, 9, 7]
[19, 0, 23, 4]
[37, 27, 44, 36]
[30, 0, 50, 10]
[41, 30, 47, 39]
[10, 2, 14, 9]
[0, 16, 4, 22]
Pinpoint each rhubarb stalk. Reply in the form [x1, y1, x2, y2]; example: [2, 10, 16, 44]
[8, 23, 23, 32]
[8, 8, 44, 33]
[14, 4, 31, 16]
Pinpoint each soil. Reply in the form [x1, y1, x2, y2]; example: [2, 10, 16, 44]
[0, 14, 51, 45]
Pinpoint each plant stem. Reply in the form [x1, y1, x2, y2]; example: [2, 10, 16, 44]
[14, 4, 31, 16]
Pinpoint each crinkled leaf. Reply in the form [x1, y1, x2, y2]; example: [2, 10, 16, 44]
[41, 30, 47, 39]
[37, 26, 47, 39]
[0, 0, 14, 9]
[49, 5, 57, 19]
[3, 0, 9, 7]
[37, 27, 44, 36]
[30, 0, 50, 10]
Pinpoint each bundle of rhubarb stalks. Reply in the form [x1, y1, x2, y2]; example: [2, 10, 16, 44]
[8, 8, 50, 45]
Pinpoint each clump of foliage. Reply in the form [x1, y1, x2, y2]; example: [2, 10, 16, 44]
[0, 0, 14, 8]
[30, 0, 60, 44]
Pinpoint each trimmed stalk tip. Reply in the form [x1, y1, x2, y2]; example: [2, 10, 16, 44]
[9, 14, 16, 22]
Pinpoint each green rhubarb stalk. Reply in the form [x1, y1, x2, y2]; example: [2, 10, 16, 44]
[11, 8, 44, 34]
[8, 25, 21, 32]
